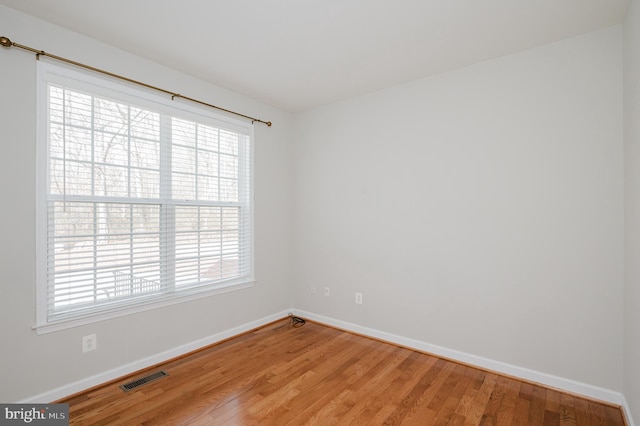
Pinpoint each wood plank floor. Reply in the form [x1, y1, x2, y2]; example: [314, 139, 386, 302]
[60, 318, 626, 425]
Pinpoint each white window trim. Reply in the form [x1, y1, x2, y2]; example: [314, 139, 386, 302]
[35, 60, 255, 334]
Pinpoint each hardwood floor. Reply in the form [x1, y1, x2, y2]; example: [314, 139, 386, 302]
[60, 318, 626, 425]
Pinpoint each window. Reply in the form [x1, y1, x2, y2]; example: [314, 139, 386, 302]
[36, 62, 254, 332]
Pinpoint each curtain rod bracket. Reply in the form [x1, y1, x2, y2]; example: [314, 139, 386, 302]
[0, 35, 273, 127]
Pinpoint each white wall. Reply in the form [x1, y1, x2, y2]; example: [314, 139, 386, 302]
[625, 0, 640, 423]
[293, 26, 624, 392]
[0, 5, 294, 402]
[0, 2, 630, 409]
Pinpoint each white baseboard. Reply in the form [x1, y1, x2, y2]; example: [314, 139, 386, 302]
[20, 310, 291, 403]
[623, 394, 637, 426]
[293, 309, 626, 406]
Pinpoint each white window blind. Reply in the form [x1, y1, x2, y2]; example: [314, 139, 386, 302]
[36, 62, 254, 331]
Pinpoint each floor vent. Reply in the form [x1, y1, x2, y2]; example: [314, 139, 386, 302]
[120, 370, 168, 392]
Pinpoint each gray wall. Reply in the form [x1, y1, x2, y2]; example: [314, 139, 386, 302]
[0, 5, 294, 402]
[293, 26, 624, 392]
[625, 0, 640, 423]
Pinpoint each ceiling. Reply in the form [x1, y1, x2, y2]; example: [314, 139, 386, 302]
[0, 0, 630, 112]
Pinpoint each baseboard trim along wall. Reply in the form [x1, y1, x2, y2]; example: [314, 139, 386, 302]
[20, 310, 291, 404]
[293, 310, 628, 410]
[623, 395, 637, 426]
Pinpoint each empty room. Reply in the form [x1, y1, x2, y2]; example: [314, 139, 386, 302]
[1, 0, 639, 424]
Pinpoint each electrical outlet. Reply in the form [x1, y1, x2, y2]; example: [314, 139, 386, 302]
[324, 287, 330, 297]
[310, 286, 316, 294]
[355, 292, 363, 305]
[82, 334, 97, 353]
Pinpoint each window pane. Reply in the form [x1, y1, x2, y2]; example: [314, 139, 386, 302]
[198, 150, 218, 177]
[65, 90, 92, 127]
[131, 139, 160, 170]
[131, 168, 159, 198]
[172, 118, 196, 147]
[172, 172, 196, 199]
[65, 127, 92, 162]
[220, 130, 238, 155]
[175, 206, 198, 232]
[63, 161, 92, 196]
[95, 132, 128, 166]
[197, 174, 218, 201]
[95, 98, 129, 134]
[95, 165, 128, 197]
[49, 123, 64, 159]
[49, 85, 64, 123]
[220, 154, 237, 179]
[131, 107, 160, 139]
[173, 145, 196, 174]
[220, 178, 238, 202]
[198, 124, 218, 151]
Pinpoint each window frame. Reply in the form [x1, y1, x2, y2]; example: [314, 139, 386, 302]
[35, 61, 255, 334]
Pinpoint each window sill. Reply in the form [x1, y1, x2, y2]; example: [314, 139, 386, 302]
[34, 280, 255, 335]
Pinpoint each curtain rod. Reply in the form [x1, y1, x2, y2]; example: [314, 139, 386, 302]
[0, 36, 272, 127]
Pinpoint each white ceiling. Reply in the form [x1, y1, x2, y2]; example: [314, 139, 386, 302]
[0, 0, 630, 112]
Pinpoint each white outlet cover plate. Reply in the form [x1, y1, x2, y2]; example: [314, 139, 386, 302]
[82, 334, 97, 353]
